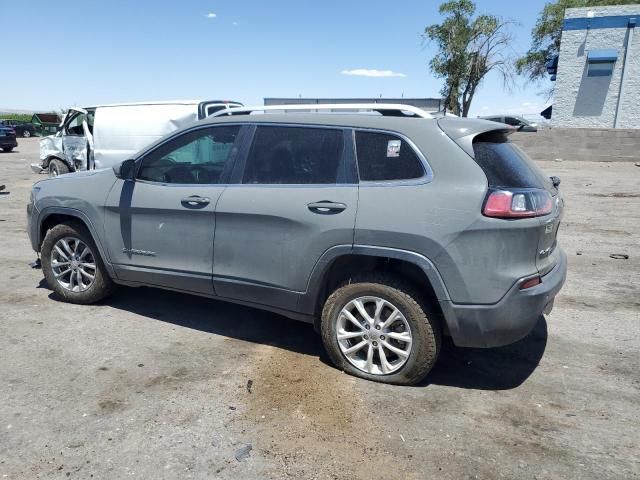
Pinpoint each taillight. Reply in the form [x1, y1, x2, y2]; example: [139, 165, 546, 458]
[483, 189, 553, 219]
[520, 276, 542, 289]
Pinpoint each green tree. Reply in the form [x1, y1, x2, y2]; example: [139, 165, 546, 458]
[424, 0, 514, 117]
[516, 0, 638, 84]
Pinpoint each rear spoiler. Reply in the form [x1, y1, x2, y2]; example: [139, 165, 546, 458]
[437, 117, 516, 158]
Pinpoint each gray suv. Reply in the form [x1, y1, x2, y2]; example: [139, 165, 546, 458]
[27, 104, 566, 385]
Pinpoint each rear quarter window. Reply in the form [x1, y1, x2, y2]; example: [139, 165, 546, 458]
[355, 131, 424, 181]
[472, 132, 554, 191]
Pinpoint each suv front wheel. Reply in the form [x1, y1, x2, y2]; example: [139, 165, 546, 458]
[41, 222, 116, 304]
[321, 275, 441, 385]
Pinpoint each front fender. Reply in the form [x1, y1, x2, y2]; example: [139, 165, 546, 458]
[36, 207, 115, 278]
[39, 135, 63, 164]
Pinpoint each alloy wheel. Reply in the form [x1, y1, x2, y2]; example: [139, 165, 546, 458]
[50, 237, 97, 292]
[336, 296, 413, 375]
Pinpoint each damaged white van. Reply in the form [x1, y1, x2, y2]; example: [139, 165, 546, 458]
[32, 100, 242, 176]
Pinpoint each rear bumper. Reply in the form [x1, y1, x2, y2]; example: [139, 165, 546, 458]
[0, 137, 18, 148]
[441, 248, 567, 348]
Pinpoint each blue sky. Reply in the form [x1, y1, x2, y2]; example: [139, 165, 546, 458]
[1, 0, 551, 118]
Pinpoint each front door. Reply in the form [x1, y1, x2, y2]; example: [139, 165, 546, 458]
[213, 124, 358, 311]
[61, 108, 94, 171]
[103, 124, 244, 294]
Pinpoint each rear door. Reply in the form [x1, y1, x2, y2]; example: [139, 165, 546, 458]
[510, 144, 564, 274]
[212, 124, 357, 309]
[472, 136, 563, 276]
[103, 124, 245, 294]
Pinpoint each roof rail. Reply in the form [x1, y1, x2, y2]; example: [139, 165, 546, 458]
[211, 103, 434, 119]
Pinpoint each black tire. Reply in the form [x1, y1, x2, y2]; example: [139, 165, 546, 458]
[49, 159, 70, 177]
[2, 147, 13, 152]
[321, 274, 441, 385]
[41, 222, 116, 304]
[23, 130, 32, 138]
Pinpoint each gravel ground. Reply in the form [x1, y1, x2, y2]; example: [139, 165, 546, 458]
[0, 139, 638, 479]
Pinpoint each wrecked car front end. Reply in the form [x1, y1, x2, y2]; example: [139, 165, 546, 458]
[31, 134, 64, 173]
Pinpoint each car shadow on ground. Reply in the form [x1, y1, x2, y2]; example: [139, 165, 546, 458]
[41, 281, 547, 390]
[424, 317, 548, 390]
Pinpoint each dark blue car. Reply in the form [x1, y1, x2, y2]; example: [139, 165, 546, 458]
[0, 126, 18, 152]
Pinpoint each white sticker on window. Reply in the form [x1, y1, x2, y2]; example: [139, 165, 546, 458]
[387, 139, 401, 157]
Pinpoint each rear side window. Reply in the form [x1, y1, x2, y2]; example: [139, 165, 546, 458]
[504, 117, 524, 127]
[243, 126, 344, 184]
[472, 133, 553, 190]
[355, 131, 424, 181]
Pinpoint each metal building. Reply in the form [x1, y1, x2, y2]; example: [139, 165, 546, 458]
[553, 5, 639, 128]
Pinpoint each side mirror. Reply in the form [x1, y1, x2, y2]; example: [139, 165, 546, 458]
[113, 159, 136, 180]
[517, 124, 525, 131]
[550, 176, 561, 188]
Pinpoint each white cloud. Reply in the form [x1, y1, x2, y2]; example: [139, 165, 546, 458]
[206, 12, 217, 18]
[341, 69, 406, 78]
[232, 21, 239, 26]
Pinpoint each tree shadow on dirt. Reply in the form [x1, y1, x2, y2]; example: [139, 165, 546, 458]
[42, 282, 546, 391]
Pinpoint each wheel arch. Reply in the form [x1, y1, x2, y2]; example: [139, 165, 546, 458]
[302, 245, 452, 331]
[38, 207, 115, 277]
[42, 156, 71, 171]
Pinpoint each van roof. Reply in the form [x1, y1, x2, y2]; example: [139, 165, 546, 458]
[83, 100, 242, 109]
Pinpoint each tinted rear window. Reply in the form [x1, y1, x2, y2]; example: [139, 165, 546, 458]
[243, 126, 344, 184]
[472, 134, 553, 191]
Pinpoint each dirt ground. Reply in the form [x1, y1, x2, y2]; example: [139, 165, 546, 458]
[0, 138, 638, 479]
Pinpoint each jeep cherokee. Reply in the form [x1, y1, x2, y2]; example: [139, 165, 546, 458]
[27, 104, 566, 385]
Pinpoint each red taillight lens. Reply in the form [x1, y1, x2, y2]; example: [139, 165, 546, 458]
[520, 276, 541, 289]
[483, 189, 553, 219]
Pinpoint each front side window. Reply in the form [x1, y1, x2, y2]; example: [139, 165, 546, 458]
[65, 113, 86, 136]
[243, 126, 344, 184]
[138, 126, 240, 184]
[355, 131, 425, 181]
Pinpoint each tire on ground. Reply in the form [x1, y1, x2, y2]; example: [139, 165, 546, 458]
[49, 159, 70, 176]
[320, 274, 441, 385]
[41, 221, 116, 304]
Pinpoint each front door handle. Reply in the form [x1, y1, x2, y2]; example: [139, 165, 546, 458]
[307, 201, 347, 214]
[181, 195, 210, 208]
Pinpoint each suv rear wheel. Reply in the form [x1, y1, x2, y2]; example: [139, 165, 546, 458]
[41, 222, 116, 304]
[321, 275, 441, 385]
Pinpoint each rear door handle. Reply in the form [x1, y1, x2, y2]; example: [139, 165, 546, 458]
[181, 195, 210, 207]
[307, 201, 347, 214]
